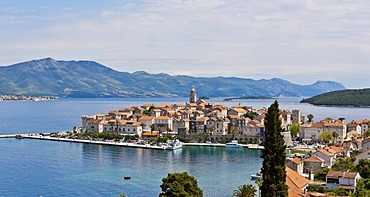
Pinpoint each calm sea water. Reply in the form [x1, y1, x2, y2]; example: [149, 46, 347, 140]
[0, 138, 262, 196]
[0, 97, 369, 196]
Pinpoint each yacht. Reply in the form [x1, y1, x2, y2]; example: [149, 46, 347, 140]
[166, 139, 183, 150]
[225, 140, 243, 148]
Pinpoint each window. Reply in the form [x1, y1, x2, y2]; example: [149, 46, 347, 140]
[327, 178, 339, 184]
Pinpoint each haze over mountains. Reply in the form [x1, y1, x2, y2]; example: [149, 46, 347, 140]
[0, 58, 346, 98]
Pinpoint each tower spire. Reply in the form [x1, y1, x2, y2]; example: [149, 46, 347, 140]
[189, 86, 197, 103]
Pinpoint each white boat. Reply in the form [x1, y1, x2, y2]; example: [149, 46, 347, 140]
[251, 172, 263, 180]
[225, 140, 243, 148]
[166, 139, 183, 150]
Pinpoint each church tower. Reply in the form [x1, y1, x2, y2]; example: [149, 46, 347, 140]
[189, 86, 197, 103]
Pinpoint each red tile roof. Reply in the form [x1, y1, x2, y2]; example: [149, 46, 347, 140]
[326, 171, 359, 179]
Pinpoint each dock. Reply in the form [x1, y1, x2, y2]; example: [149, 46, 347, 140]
[1, 133, 265, 150]
[0, 134, 16, 138]
[23, 135, 169, 150]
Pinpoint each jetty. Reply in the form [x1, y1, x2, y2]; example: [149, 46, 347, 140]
[0, 134, 16, 138]
[1, 133, 265, 150]
[23, 135, 170, 150]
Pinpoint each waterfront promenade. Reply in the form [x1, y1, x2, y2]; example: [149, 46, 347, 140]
[3, 134, 265, 150]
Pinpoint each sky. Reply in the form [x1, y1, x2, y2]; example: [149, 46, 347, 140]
[0, 0, 369, 89]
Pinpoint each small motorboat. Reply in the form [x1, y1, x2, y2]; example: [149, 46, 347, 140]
[123, 176, 131, 180]
[166, 139, 183, 150]
[225, 140, 243, 148]
[251, 172, 262, 180]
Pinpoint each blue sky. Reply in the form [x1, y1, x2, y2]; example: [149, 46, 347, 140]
[0, 0, 369, 88]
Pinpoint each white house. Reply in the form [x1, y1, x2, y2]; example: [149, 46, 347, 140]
[362, 138, 370, 152]
[312, 148, 335, 167]
[138, 116, 155, 131]
[154, 116, 173, 132]
[117, 120, 143, 136]
[326, 171, 361, 190]
[354, 148, 370, 165]
[323, 121, 347, 143]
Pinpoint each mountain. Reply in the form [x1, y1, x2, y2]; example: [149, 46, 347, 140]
[0, 58, 346, 98]
[300, 88, 370, 107]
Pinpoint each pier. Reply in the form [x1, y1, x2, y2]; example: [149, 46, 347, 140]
[0, 134, 16, 138]
[1, 133, 266, 150]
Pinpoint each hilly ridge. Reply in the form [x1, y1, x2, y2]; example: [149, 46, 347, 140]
[0, 58, 346, 98]
[301, 88, 370, 107]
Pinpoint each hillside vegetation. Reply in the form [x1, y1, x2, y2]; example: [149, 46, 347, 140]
[300, 88, 370, 107]
[0, 58, 346, 98]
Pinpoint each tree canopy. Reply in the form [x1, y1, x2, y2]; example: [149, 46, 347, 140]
[261, 100, 288, 197]
[290, 123, 300, 138]
[232, 184, 257, 197]
[159, 172, 203, 197]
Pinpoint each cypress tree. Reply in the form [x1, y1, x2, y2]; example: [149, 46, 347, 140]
[261, 100, 288, 197]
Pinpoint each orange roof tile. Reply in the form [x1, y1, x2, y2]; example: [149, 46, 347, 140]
[87, 119, 102, 124]
[228, 115, 239, 119]
[156, 116, 170, 120]
[304, 155, 325, 163]
[290, 157, 303, 165]
[356, 148, 370, 158]
[316, 148, 334, 157]
[286, 167, 310, 190]
[139, 116, 155, 121]
[311, 122, 324, 128]
[327, 171, 359, 179]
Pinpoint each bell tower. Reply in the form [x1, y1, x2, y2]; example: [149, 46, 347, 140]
[189, 86, 197, 103]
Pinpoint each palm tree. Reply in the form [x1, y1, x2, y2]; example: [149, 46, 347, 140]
[307, 114, 314, 123]
[332, 131, 338, 143]
[255, 178, 262, 197]
[232, 184, 257, 197]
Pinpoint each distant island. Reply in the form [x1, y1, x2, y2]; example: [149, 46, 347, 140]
[0, 95, 58, 101]
[0, 57, 346, 98]
[223, 96, 273, 102]
[300, 88, 370, 107]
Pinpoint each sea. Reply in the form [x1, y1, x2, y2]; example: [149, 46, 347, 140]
[0, 97, 369, 196]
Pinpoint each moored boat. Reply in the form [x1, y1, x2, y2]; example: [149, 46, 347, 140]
[15, 134, 23, 139]
[225, 140, 243, 148]
[166, 139, 182, 150]
[251, 172, 262, 180]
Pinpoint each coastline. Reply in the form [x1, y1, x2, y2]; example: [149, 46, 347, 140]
[5, 134, 265, 150]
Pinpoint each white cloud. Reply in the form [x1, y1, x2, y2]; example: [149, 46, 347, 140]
[0, 0, 370, 88]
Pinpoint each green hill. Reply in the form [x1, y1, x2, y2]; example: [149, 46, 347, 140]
[300, 88, 370, 107]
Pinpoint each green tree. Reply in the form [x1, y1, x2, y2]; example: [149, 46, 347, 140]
[307, 114, 314, 123]
[364, 129, 370, 137]
[232, 184, 257, 197]
[246, 112, 258, 120]
[159, 172, 203, 197]
[318, 131, 334, 144]
[289, 123, 299, 139]
[255, 178, 262, 197]
[331, 157, 355, 171]
[355, 159, 370, 179]
[355, 178, 370, 197]
[314, 167, 330, 182]
[338, 117, 345, 122]
[261, 100, 288, 197]
[332, 131, 338, 143]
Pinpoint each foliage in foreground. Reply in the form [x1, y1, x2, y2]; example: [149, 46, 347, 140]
[261, 100, 288, 197]
[159, 172, 203, 197]
[232, 184, 257, 197]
